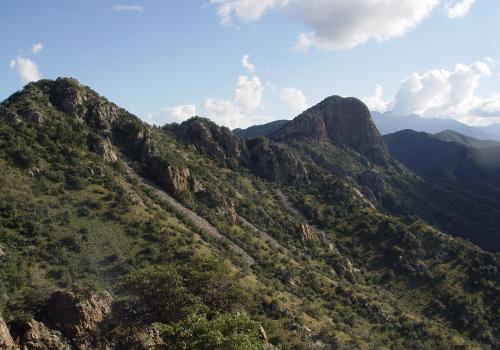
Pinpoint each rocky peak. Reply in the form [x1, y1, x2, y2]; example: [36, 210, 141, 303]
[168, 117, 245, 166]
[271, 96, 388, 164]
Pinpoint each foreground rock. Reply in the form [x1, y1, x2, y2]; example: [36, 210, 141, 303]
[0, 317, 15, 349]
[19, 320, 70, 350]
[46, 290, 112, 348]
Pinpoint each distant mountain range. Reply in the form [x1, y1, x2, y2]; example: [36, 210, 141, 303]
[371, 111, 500, 141]
[384, 129, 500, 201]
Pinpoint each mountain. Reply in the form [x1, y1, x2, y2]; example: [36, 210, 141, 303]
[233, 120, 288, 139]
[433, 130, 500, 148]
[478, 123, 500, 140]
[433, 129, 500, 148]
[1, 78, 500, 349]
[371, 111, 499, 140]
[384, 129, 500, 200]
[270, 96, 389, 164]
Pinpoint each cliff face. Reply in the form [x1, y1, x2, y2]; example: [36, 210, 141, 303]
[271, 96, 389, 164]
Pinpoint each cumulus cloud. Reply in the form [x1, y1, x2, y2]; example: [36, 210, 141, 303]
[235, 75, 263, 112]
[31, 43, 43, 54]
[113, 4, 144, 12]
[445, 0, 475, 18]
[204, 74, 264, 128]
[147, 104, 196, 125]
[242, 54, 255, 73]
[363, 84, 394, 113]
[371, 59, 500, 125]
[209, 0, 287, 26]
[9, 57, 42, 83]
[280, 88, 308, 114]
[211, 0, 440, 51]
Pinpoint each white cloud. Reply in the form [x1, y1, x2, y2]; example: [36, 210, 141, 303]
[445, 0, 475, 18]
[203, 74, 264, 128]
[209, 0, 287, 26]
[147, 104, 196, 125]
[9, 57, 42, 83]
[363, 84, 394, 113]
[113, 4, 144, 12]
[203, 97, 247, 128]
[280, 88, 308, 114]
[211, 0, 439, 51]
[31, 43, 43, 54]
[235, 75, 263, 112]
[242, 54, 255, 73]
[372, 59, 500, 125]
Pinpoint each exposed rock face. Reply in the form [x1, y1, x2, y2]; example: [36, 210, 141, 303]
[50, 78, 90, 121]
[19, 320, 70, 350]
[300, 224, 317, 241]
[96, 138, 118, 162]
[271, 96, 388, 164]
[218, 198, 238, 223]
[0, 317, 15, 349]
[246, 138, 308, 183]
[170, 117, 244, 166]
[259, 324, 268, 343]
[149, 163, 195, 195]
[46, 290, 112, 346]
[358, 170, 387, 199]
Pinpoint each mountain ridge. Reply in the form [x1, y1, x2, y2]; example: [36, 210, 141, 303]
[1, 78, 500, 349]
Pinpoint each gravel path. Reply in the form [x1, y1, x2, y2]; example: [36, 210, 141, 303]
[124, 162, 255, 265]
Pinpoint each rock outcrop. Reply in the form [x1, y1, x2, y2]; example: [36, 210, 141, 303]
[18, 320, 70, 350]
[95, 138, 118, 162]
[0, 317, 15, 350]
[149, 162, 202, 195]
[271, 96, 388, 164]
[358, 170, 387, 199]
[300, 224, 318, 241]
[169, 117, 245, 167]
[46, 290, 112, 347]
[245, 138, 308, 183]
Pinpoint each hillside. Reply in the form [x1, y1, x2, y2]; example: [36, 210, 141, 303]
[384, 129, 500, 201]
[1, 78, 500, 349]
[433, 130, 500, 149]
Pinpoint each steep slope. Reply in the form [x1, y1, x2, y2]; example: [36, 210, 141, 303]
[433, 129, 500, 148]
[0, 79, 499, 349]
[384, 129, 500, 200]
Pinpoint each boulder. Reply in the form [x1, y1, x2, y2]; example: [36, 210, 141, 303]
[0, 244, 6, 257]
[19, 320, 70, 350]
[0, 317, 16, 350]
[46, 290, 112, 344]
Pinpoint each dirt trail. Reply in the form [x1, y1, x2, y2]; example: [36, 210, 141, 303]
[123, 162, 255, 265]
[238, 216, 292, 258]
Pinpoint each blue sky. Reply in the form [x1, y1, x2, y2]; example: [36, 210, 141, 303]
[2, 0, 500, 128]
